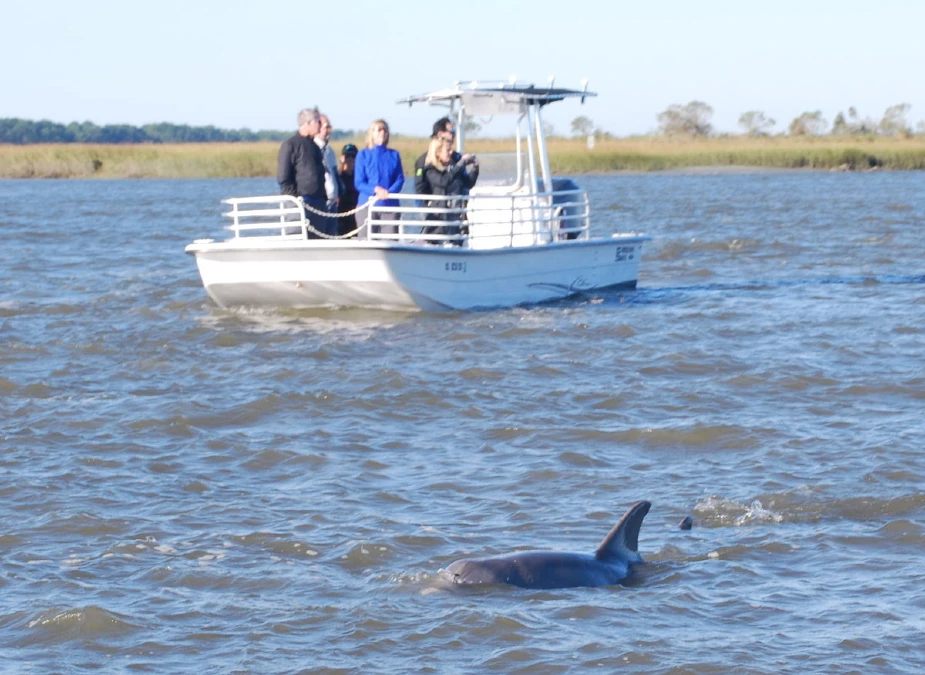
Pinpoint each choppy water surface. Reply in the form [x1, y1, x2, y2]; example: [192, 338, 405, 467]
[1, 172, 924, 674]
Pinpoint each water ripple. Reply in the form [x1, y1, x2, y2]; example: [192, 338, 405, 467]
[2, 174, 925, 673]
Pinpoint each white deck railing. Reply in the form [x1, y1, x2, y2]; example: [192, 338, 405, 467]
[221, 195, 311, 239]
[221, 188, 591, 249]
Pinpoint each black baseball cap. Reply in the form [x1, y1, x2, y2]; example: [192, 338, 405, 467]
[342, 144, 358, 156]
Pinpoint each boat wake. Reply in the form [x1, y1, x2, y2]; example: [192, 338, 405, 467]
[584, 273, 925, 307]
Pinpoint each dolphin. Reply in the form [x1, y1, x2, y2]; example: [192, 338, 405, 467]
[445, 500, 651, 589]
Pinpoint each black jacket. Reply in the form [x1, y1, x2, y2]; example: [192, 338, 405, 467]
[277, 134, 326, 200]
[414, 149, 462, 195]
[337, 168, 359, 235]
[338, 168, 358, 212]
[422, 157, 479, 220]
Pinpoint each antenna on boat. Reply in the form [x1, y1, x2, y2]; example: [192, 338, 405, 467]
[580, 78, 590, 104]
[547, 75, 556, 88]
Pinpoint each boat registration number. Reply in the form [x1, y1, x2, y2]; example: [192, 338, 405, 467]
[445, 262, 467, 273]
[614, 246, 636, 262]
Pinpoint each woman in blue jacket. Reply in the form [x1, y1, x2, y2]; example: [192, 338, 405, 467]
[354, 119, 404, 236]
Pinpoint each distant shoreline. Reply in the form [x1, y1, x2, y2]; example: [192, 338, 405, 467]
[2, 137, 924, 179]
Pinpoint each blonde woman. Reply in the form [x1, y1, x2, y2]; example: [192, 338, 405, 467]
[354, 119, 404, 235]
[421, 137, 479, 241]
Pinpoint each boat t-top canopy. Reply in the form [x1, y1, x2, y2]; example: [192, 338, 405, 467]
[398, 80, 596, 115]
[398, 79, 597, 194]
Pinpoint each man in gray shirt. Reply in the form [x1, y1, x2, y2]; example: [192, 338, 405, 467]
[313, 113, 341, 236]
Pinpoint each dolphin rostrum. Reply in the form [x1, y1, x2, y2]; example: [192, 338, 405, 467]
[445, 500, 651, 589]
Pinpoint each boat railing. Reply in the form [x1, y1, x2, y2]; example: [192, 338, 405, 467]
[368, 188, 591, 248]
[221, 195, 310, 238]
[220, 188, 591, 248]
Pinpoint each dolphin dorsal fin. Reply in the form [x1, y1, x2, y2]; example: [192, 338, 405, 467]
[594, 501, 651, 562]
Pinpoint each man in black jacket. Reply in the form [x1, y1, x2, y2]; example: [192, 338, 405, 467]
[413, 117, 461, 196]
[277, 109, 328, 236]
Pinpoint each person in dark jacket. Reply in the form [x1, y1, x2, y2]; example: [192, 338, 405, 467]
[421, 137, 479, 243]
[414, 117, 460, 196]
[277, 108, 328, 236]
[337, 144, 359, 236]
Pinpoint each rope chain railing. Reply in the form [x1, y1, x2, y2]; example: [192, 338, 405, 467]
[296, 197, 373, 240]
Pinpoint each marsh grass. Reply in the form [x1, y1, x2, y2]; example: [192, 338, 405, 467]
[543, 136, 925, 172]
[0, 143, 281, 179]
[3, 136, 925, 179]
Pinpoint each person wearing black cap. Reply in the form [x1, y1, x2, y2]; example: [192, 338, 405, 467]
[337, 144, 360, 235]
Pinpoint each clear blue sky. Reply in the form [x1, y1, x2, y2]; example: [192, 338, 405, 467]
[3, 0, 923, 137]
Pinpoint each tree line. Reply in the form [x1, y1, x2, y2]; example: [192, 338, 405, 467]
[569, 103, 923, 139]
[6, 106, 922, 145]
[0, 118, 351, 144]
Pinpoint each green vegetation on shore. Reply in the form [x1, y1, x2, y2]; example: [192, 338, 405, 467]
[3, 136, 925, 179]
[544, 136, 925, 172]
[0, 143, 282, 179]
[0, 117, 292, 145]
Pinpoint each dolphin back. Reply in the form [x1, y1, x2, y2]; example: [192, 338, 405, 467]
[594, 500, 651, 563]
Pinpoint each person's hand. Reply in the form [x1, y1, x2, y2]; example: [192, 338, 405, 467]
[374, 186, 390, 200]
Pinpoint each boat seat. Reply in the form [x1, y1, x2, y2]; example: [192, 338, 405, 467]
[465, 185, 550, 249]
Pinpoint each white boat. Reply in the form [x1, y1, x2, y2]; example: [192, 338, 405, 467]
[185, 81, 650, 312]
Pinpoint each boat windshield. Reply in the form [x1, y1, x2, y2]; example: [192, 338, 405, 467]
[471, 152, 521, 187]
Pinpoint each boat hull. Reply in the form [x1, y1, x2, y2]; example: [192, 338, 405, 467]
[186, 236, 647, 311]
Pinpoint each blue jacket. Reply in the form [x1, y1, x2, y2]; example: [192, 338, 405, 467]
[355, 145, 404, 209]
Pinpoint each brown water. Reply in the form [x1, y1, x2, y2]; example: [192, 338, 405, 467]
[1, 172, 924, 673]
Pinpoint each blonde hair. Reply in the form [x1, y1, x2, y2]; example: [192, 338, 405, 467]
[425, 138, 444, 171]
[365, 119, 390, 149]
[425, 137, 453, 171]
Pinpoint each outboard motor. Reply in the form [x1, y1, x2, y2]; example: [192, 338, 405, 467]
[539, 178, 584, 240]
